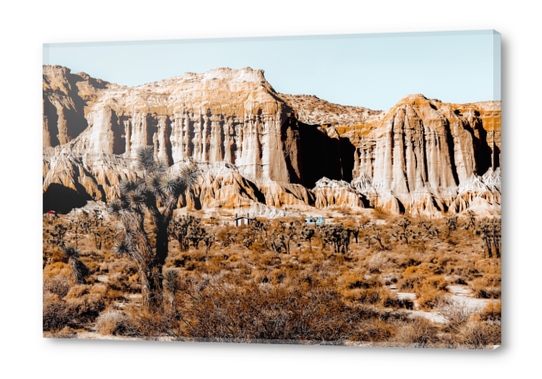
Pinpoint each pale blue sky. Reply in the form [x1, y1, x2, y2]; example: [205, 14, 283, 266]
[43, 30, 500, 110]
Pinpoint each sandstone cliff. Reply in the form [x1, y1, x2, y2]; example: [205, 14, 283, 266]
[43, 66, 501, 217]
[44, 65, 302, 184]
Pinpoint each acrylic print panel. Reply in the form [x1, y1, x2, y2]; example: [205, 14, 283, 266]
[42, 31, 501, 348]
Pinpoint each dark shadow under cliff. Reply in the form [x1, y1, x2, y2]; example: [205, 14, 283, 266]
[298, 124, 356, 188]
[43, 183, 90, 214]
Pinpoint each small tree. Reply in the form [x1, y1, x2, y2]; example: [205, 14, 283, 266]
[277, 220, 301, 254]
[109, 147, 199, 309]
[162, 268, 180, 309]
[169, 215, 199, 252]
[203, 233, 216, 255]
[68, 220, 80, 247]
[421, 221, 439, 239]
[187, 221, 206, 250]
[391, 218, 417, 246]
[301, 225, 315, 253]
[463, 210, 477, 231]
[270, 234, 287, 254]
[61, 243, 89, 285]
[445, 215, 458, 236]
[49, 223, 68, 247]
[320, 224, 351, 256]
[370, 225, 386, 251]
[475, 218, 501, 259]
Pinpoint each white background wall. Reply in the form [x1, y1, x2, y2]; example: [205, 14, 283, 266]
[1, 1, 540, 377]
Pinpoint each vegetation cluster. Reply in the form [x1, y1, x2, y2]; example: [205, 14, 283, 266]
[43, 149, 501, 348]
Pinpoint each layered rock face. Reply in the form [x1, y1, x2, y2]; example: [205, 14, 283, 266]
[44, 65, 302, 184]
[43, 66, 109, 148]
[43, 66, 501, 216]
[43, 150, 137, 213]
[343, 95, 502, 216]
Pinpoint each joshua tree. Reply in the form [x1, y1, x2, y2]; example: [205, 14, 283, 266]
[162, 268, 180, 309]
[250, 219, 271, 247]
[109, 147, 199, 308]
[250, 219, 264, 239]
[61, 243, 89, 285]
[301, 224, 315, 253]
[319, 224, 351, 256]
[169, 215, 199, 252]
[186, 220, 206, 250]
[463, 210, 477, 231]
[277, 220, 301, 254]
[49, 223, 68, 247]
[370, 225, 386, 251]
[270, 234, 287, 254]
[392, 218, 417, 246]
[91, 209, 104, 249]
[68, 220, 80, 247]
[397, 217, 411, 233]
[216, 229, 235, 248]
[203, 233, 216, 255]
[421, 221, 439, 239]
[491, 219, 502, 258]
[476, 218, 501, 259]
[445, 215, 458, 236]
[242, 232, 256, 250]
[350, 217, 371, 244]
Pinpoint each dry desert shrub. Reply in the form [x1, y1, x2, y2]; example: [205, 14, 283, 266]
[95, 310, 131, 336]
[394, 254, 423, 270]
[424, 275, 448, 291]
[44, 249, 69, 266]
[120, 305, 177, 337]
[351, 319, 398, 342]
[106, 259, 138, 276]
[475, 258, 501, 274]
[107, 271, 138, 293]
[367, 252, 389, 273]
[342, 273, 382, 290]
[446, 260, 479, 282]
[43, 262, 71, 277]
[380, 289, 414, 310]
[397, 264, 433, 291]
[43, 292, 71, 331]
[479, 300, 501, 321]
[43, 274, 71, 298]
[57, 326, 77, 337]
[391, 317, 439, 347]
[343, 287, 382, 305]
[457, 320, 501, 347]
[121, 275, 368, 342]
[416, 284, 448, 310]
[63, 284, 107, 324]
[339, 274, 414, 308]
[437, 297, 480, 332]
[397, 264, 449, 310]
[471, 277, 501, 299]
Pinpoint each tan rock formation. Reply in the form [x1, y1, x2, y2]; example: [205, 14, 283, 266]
[43, 150, 138, 213]
[44, 66, 302, 184]
[313, 178, 365, 209]
[190, 164, 261, 209]
[257, 181, 315, 208]
[43, 65, 109, 149]
[43, 66, 501, 217]
[278, 94, 380, 126]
